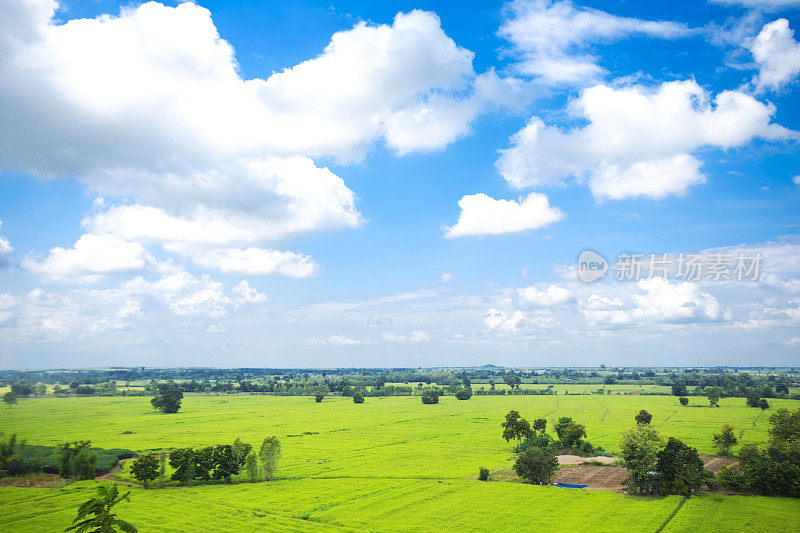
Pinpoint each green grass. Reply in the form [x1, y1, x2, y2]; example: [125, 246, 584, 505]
[1, 394, 799, 531]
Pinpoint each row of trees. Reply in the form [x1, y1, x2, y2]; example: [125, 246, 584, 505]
[129, 436, 282, 487]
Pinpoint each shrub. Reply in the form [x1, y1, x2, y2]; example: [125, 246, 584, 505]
[315, 394, 325, 403]
[421, 390, 439, 404]
[478, 467, 489, 481]
[679, 397, 689, 406]
[455, 388, 472, 400]
[514, 447, 559, 484]
[635, 410, 653, 425]
[130, 453, 159, 487]
[352, 392, 364, 404]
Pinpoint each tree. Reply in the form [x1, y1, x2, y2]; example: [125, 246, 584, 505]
[245, 451, 259, 481]
[655, 437, 706, 496]
[314, 394, 325, 403]
[3, 392, 17, 407]
[707, 387, 722, 407]
[421, 390, 439, 404]
[151, 387, 183, 414]
[620, 425, 665, 494]
[130, 454, 159, 488]
[671, 383, 688, 396]
[211, 445, 239, 483]
[232, 437, 252, 469]
[259, 436, 281, 481]
[478, 467, 489, 481]
[0, 433, 26, 475]
[65, 483, 137, 533]
[758, 398, 770, 411]
[712, 424, 738, 456]
[532, 418, 547, 433]
[352, 392, 364, 404]
[455, 388, 472, 400]
[503, 375, 522, 389]
[767, 407, 800, 445]
[58, 441, 96, 480]
[501, 410, 533, 443]
[746, 393, 761, 408]
[635, 410, 653, 425]
[554, 416, 586, 447]
[514, 447, 559, 484]
[679, 397, 689, 406]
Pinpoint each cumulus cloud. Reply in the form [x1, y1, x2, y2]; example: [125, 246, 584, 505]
[710, 0, 800, 11]
[0, 2, 512, 277]
[383, 330, 432, 343]
[517, 284, 572, 307]
[497, 80, 794, 200]
[579, 278, 724, 327]
[22, 233, 152, 283]
[793, 175, 800, 185]
[445, 192, 563, 237]
[309, 333, 363, 346]
[749, 19, 800, 92]
[499, 0, 691, 85]
[440, 272, 455, 283]
[0, 220, 12, 258]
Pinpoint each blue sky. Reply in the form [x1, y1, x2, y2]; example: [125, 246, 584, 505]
[0, 0, 799, 369]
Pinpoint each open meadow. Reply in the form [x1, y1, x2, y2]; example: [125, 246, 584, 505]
[2, 393, 799, 531]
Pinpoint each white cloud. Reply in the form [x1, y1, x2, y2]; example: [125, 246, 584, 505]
[445, 192, 563, 237]
[383, 330, 432, 343]
[484, 308, 558, 332]
[0, 220, 12, 258]
[440, 272, 455, 283]
[22, 233, 152, 283]
[710, 0, 800, 11]
[232, 280, 268, 305]
[206, 324, 228, 334]
[0, 2, 513, 276]
[786, 337, 800, 346]
[517, 284, 572, 307]
[499, 0, 691, 85]
[749, 19, 800, 92]
[309, 333, 363, 346]
[793, 175, 800, 185]
[497, 80, 794, 200]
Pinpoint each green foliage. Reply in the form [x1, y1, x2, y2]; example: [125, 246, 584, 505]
[514, 447, 559, 484]
[478, 467, 489, 481]
[635, 409, 653, 425]
[768, 407, 800, 445]
[314, 394, 325, 403]
[158, 454, 166, 487]
[352, 392, 364, 404]
[679, 397, 689, 406]
[211, 445, 239, 482]
[554, 416, 586, 447]
[3, 392, 17, 407]
[151, 387, 183, 414]
[421, 390, 439, 404]
[532, 418, 547, 432]
[130, 454, 159, 487]
[65, 483, 136, 533]
[655, 437, 707, 496]
[672, 383, 688, 396]
[501, 410, 532, 443]
[58, 441, 97, 480]
[455, 388, 472, 400]
[759, 398, 770, 411]
[0, 433, 26, 476]
[712, 424, 738, 456]
[231, 437, 252, 468]
[620, 424, 665, 494]
[245, 451, 259, 481]
[707, 387, 723, 407]
[517, 432, 556, 454]
[259, 436, 281, 481]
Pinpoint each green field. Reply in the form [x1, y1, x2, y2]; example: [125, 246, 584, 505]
[1, 394, 799, 531]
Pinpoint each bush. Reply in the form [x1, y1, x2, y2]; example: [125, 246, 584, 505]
[478, 467, 489, 481]
[514, 447, 559, 484]
[352, 392, 364, 404]
[314, 394, 325, 403]
[455, 388, 472, 400]
[421, 390, 439, 404]
[679, 397, 689, 406]
[517, 432, 556, 454]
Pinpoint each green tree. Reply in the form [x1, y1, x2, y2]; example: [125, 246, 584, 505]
[679, 397, 689, 406]
[532, 418, 547, 433]
[352, 392, 365, 404]
[421, 390, 439, 404]
[635, 410, 653, 425]
[130, 454, 159, 488]
[211, 445, 239, 483]
[0, 433, 26, 475]
[259, 436, 282, 481]
[3, 392, 17, 407]
[151, 387, 183, 414]
[64, 483, 136, 533]
[758, 398, 770, 411]
[478, 467, 489, 481]
[712, 424, 738, 456]
[501, 410, 533, 443]
[513, 447, 559, 484]
[232, 437, 252, 468]
[707, 387, 722, 407]
[655, 437, 707, 496]
[58, 441, 96, 480]
[767, 407, 800, 445]
[671, 383, 688, 396]
[245, 451, 259, 481]
[746, 393, 761, 408]
[455, 388, 472, 400]
[314, 394, 325, 403]
[554, 416, 586, 447]
[620, 425, 665, 494]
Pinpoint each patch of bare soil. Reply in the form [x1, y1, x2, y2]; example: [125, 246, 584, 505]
[553, 465, 628, 492]
[97, 459, 127, 481]
[700, 455, 739, 472]
[557, 454, 616, 465]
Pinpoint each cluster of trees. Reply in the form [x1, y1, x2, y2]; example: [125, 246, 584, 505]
[130, 436, 282, 487]
[57, 441, 98, 480]
[716, 408, 800, 497]
[151, 384, 183, 414]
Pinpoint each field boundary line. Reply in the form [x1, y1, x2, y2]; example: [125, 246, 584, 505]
[590, 395, 609, 422]
[655, 496, 688, 533]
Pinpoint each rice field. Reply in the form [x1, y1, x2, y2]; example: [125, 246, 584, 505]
[1, 394, 799, 531]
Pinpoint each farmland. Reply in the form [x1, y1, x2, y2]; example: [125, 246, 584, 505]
[2, 393, 800, 531]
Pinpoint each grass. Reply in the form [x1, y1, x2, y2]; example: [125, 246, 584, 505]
[1, 394, 799, 531]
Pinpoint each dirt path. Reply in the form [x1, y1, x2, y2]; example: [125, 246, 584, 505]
[96, 459, 127, 481]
